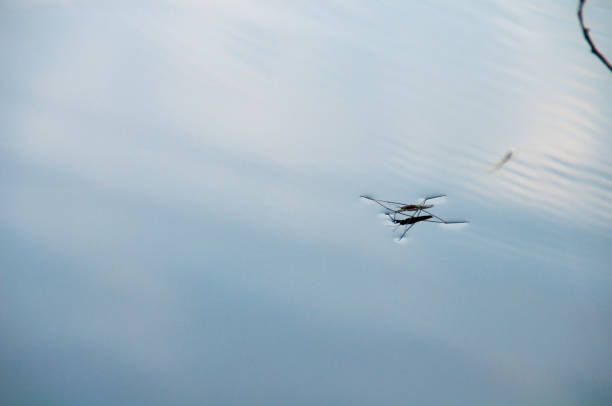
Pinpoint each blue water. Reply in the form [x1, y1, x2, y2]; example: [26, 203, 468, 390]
[2, 1, 611, 405]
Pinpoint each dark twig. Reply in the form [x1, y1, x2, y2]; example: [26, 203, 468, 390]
[577, 0, 612, 72]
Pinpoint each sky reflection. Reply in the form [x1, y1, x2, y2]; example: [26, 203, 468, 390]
[1, 1, 612, 405]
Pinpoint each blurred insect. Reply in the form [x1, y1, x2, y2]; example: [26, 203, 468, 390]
[360, 194, 468, 240]
[491, 149, 514, 171]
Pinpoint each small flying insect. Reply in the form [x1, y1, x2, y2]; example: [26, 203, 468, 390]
[360, 194, 468, 240]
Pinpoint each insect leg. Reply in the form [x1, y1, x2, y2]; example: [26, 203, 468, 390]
[421, 209, 447, 223]
[422, 194, 446, 204]
[398, 223, 415, 240]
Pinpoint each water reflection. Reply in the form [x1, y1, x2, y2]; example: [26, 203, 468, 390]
[1, 0, 611, 405]
[384, 0, 612, 226]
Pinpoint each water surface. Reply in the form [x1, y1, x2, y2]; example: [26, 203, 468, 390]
[2, 1, 611, 405]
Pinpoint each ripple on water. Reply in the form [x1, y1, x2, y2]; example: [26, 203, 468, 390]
[382, 0, 612, 228]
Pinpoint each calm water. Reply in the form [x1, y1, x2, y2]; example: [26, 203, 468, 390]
[2, 1, 611, 405]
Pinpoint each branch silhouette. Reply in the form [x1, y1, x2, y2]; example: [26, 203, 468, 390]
[577, 0, 612, 72]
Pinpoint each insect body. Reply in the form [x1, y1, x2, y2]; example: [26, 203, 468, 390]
[360, 194, 467, 240]
[398, 204, 433, 212]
